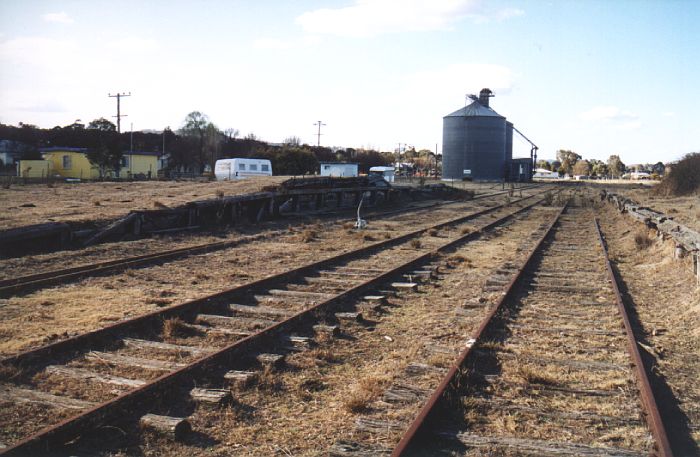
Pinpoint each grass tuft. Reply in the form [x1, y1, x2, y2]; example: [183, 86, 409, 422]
[634, 231, 653, 249]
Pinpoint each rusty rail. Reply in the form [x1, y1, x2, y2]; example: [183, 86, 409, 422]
[0, 191, 552, 456]
[594, 218, 673, 457]
[389, 202, 568, 457]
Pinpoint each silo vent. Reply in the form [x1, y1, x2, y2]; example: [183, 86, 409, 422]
[478, 88, 494, 107]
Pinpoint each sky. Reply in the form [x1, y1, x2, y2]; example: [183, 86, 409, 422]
[0, 0, 697, 164]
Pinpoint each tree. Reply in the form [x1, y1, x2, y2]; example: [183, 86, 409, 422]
[86, 118, 121, 178]
[283, 136, 301, 146]
[535, 160, 551, 171]
[178, 111, 215, 173]
[572, 160, 590, 176]
[88, 118, 116, 132]
[224, 128, 239, 140]
[589, 159, 608, 177]
[651, 161, 665, 175]
[607, 155, 625, 178]
[556, 150, 581, 175]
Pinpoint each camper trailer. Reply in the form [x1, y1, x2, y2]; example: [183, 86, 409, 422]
[369, 166, 395, 183]
[215, 158, 272, 181]
[319, 162, 359, 178]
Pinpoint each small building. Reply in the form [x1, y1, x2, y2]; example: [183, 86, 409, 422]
[319, 162, 358, 178]
[119, 151, 160, 179]
[507, 158, 533, 182]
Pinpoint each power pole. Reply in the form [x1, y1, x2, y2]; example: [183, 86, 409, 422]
[313, 121, 326, 147]
[108, 92, 131, 133]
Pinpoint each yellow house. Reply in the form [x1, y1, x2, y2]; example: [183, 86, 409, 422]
[40, 147, 160, 179]
[41, 147, 99, 179]
[120, 152, 159, 179]
[17, 160, 53, 178]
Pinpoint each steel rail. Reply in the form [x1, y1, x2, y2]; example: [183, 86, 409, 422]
[0, 189, 552, 456]
[594, 218, 673, 457]
[0, 185, 543, 298]
[390, 202, 568, 457]
[0, 190, 552, 370]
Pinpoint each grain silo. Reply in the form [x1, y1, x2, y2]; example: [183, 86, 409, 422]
[442, 88, 513, 181]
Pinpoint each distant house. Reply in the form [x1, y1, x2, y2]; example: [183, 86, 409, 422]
[0, 139, 35, 167]
[39, 147, 161, 179]
[533, 168, 559, 179]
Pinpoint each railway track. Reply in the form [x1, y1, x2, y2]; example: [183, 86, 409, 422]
[386, 206, 672, 456]
[0, 186, 542, 298]
[0, 188, 557, 455]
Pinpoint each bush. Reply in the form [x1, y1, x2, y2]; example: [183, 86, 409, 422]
[654, 152, 700, 196]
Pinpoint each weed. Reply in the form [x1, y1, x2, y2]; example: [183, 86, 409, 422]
[428, 229, 439, 237]
[92, 200, 101, 206]
[543, 191, 554, 206]
[300, 229, 317, 243]
[410, 239, 422, 249]
[383, 232, 392, 239]
[254, 365, 282, 392]
[162, 317, 190, 339]
[460, 227, 471, 235]
[517, 365, 558, 386]
[153, 201, 169, 209]
[216, 190, 225, 198]
[342, 377, 384, 413]
[634, 231, 653, 249]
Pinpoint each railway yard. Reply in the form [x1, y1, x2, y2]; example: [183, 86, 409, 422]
[0, 181, 698, 457]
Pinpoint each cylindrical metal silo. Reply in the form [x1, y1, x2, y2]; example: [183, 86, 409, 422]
[442, 95, 508, 181]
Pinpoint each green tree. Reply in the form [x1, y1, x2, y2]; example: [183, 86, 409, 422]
[556, 150, 581, 175]
[283, 136, 301, 146]
[179, 111, 213, 172]
[607, 155, 626, 178]
[535, 160, 551, 171]
[572, 160, 591, 176]
[86, 118, 121, 178]
[589, 159, 608, 177]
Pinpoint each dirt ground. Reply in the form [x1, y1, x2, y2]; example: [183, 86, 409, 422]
[589, 181, 700, 233]
[598, 203, 700, 454]
[0, 177, 287, 230]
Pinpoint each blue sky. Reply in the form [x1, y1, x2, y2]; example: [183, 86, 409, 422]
[0, 0, 697, 164]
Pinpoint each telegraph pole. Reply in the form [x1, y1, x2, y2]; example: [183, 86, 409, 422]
[313, 121, 326, 147]
[108, 92, 131, 133]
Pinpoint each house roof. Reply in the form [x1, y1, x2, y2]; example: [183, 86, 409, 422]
[39, 147, 161, 157]
[40, 147, 87, 153]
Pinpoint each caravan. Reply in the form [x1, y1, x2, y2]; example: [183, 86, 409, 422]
[215, 158, 272, 181]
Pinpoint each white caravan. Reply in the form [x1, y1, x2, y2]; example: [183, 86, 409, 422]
[369, 166, 395, 183]
[215, 158, 272, 180]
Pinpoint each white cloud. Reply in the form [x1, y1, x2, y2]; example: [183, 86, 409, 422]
[579, 106, 641, 131]
[662, 111, 675, 117]
[296, 0, 523, 37]
[580, 106, 638, 122]
[42, 12, 73, 24]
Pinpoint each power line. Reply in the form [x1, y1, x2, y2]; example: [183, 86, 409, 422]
[108, 92, 131, 133]
[313, 120, 326, 147]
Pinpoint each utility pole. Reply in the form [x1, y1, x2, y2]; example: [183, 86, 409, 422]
[313, 121, 326, 147]
[108, 92, 131, 133]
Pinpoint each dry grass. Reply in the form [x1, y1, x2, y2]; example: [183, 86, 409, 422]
[460, 227, 471, 235]
[410, 239, 422, 249]
[516, 365, 559, 386]
[342, 376, 385, 413]
[634, 231, 653, 249]
[153, 201, 169, 209]
[162, 317, 191, 339]
[428, 229, 439, 237]
[216, 190, 225, 199]
[299, 229, 318, 243]
[253, 366, 283, 392]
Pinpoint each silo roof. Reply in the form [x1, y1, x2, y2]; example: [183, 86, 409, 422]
[444, 101, 504, 118]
